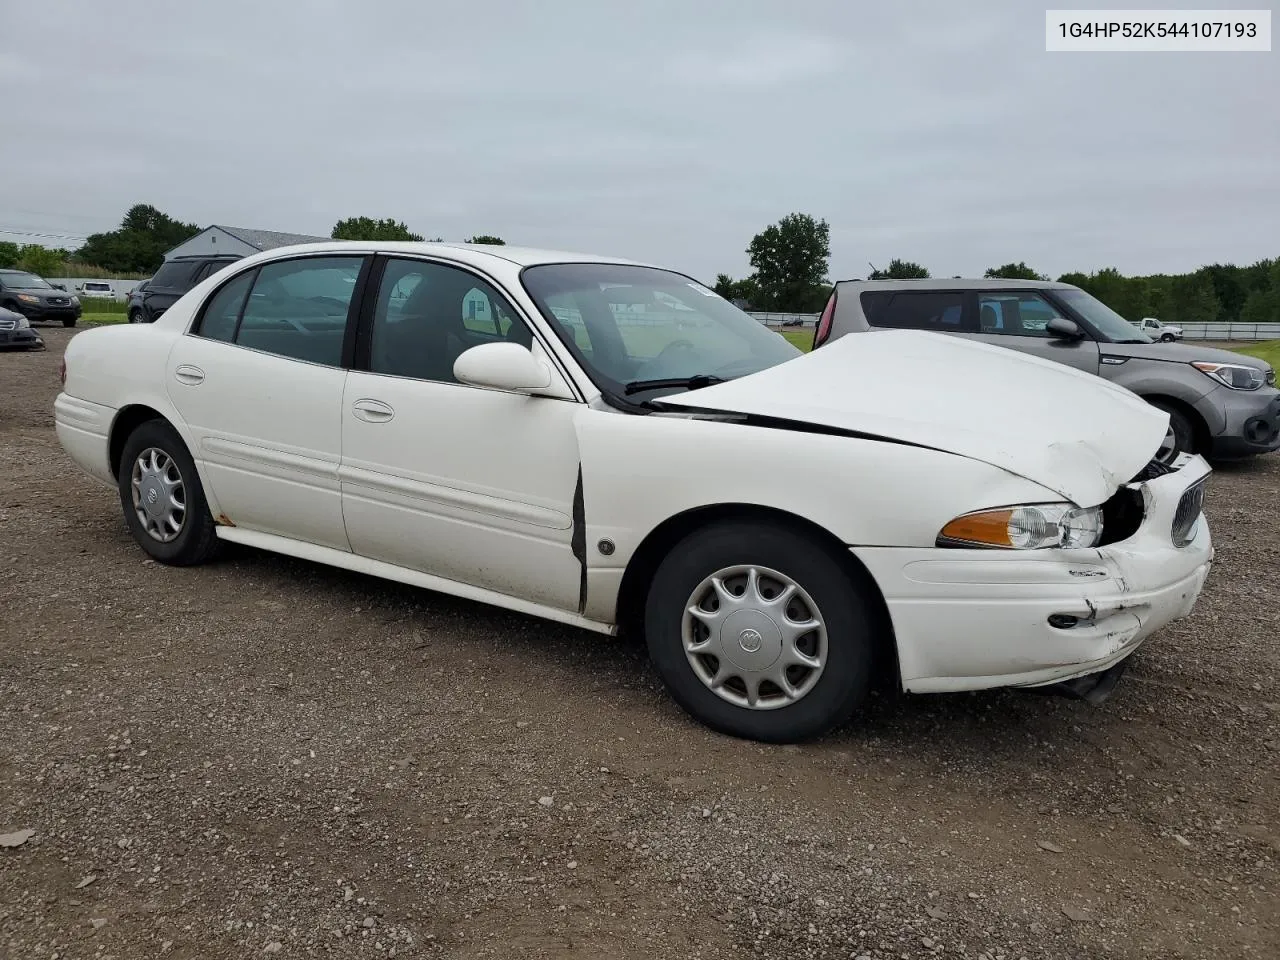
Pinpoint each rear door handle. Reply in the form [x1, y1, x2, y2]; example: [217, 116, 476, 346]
[352, 398, 394, 423]
[174, 364, 205, 386]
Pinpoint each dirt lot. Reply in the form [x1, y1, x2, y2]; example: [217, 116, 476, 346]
[2, 328, 1278, 959]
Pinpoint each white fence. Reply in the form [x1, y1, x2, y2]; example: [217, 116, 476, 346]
[747, 313, 1280, 341]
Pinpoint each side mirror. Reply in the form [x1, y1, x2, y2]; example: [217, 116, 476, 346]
[1046, 316, 1083, 341]
[454, 342, 553, 393]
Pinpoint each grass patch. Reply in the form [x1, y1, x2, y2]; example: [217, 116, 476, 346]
[1233, 340, 1280, 369]
[77, 298, 129, 314]
[780, 330, 812, 351]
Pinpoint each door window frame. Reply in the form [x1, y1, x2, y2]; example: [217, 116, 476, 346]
[349, 253, 585, 401]
[186, 253, 374, 369]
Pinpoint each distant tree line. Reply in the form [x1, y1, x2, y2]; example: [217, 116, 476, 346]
[5, 203, 1276, 323]
[713, 214, 1278, 323]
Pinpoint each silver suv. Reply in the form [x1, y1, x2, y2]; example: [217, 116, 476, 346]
[812, 278, 1279, 463]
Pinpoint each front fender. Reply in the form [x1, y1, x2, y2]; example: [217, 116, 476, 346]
[574, 410, 1061, 621]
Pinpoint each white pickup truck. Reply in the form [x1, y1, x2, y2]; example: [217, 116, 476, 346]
[77, 281, 115, 299]
[1135, 317, 1183, 342]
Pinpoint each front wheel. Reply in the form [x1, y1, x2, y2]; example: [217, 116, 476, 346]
[62, 317, 76, 327]
[117, 419, 219, 566]
[645, 521, 877, 743]
[1160, 333, 1175, 342]
[1151, 400, 1196, 464]
[128, 310, 144, 324]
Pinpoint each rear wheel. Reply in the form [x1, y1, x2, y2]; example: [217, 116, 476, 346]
[644, 521, 876, 742]
[1150, 400, 1196, 464]
[116, 419, 219, 566]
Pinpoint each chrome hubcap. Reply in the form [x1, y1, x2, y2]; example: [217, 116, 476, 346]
[1156, 425, 1178, 464]
[131, 447, 186, 543]
[682, 565, 827, 710]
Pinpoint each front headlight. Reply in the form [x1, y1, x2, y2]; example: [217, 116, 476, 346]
[15, 315, 29, 329]
[1192, 361, 1265, 391]
[938, 503, 1103, 549]
[71, 295, 80, 305]
[16, 293, 39, 304]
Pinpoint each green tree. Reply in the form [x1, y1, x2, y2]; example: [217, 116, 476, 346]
[467, 235, 505, 245]
[1167, 273, 1221, 324]
[16, 244, 67, 276]
[983, 262, 1047, 281]
[0, 241, 19, 268]
[746, 213, 831, 310]
[1200, 263, 1248, 323]
[1238, 260, 1280, 324]
[330, 217, 424, 242]
[868, 259, 929, 280]
[74, 203, 201, 273]
[712, 274, 761, 307]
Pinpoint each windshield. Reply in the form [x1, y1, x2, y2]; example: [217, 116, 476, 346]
[1055, 288, 1152, 343]
[521, 263, 801, 399]
[0, 271, 52, 290]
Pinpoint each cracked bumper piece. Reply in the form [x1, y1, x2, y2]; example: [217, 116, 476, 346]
[853, 456, 1213, 695]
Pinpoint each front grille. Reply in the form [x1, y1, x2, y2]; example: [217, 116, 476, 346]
[47, 297, 70, 305]
[0, 319, 15, 331]
[1172, 481, 1206, 547]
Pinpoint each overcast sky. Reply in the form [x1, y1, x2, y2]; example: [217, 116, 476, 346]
[1, 0, 1276, 282]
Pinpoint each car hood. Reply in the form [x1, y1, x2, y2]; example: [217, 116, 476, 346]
[1101, 339, 1269, 370]
[659, 330, 1168, 507]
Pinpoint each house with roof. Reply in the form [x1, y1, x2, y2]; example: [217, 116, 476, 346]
[163, 225, 328, 261]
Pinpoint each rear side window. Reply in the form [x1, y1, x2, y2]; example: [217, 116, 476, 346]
[867, 291, 970, 332]
[235, 256, 364, 366]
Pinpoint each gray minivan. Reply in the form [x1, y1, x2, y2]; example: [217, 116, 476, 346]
[811, 278, 1279, 463]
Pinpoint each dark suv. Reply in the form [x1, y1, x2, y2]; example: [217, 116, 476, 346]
[0, 270, 82, 326]
[128, 255, 240, 324]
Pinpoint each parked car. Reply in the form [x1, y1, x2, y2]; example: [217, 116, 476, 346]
[812, 278, 1278, 463]
[0, 303, 45, 350]
[55, 242, 1213, 743]
[78, 280, 115, 299]
[0, 269, 81, 326]
[128, 255, 239, 323]
[125, 280, 151, 319]
[1136, 317, 1183, 342]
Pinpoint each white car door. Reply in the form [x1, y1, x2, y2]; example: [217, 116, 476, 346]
[339, 256, 583, 612]
[165, 255, 368, 551]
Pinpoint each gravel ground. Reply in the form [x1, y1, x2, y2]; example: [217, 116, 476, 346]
[2, 329, 1277, 960]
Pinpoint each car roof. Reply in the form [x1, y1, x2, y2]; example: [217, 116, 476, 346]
[232, 240, 655, 270]
[835, 277, 1076, 291]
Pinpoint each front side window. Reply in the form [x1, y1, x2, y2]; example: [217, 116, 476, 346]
[368, 258, 532, 383]
[521, 263, 800, 400]
[977, 292, 1066, 338]
[869, 291, 971, 332]
[228, 256, 363, 365]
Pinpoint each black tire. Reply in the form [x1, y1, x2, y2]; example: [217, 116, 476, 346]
[128, 310, 144, 324]
[62, 317, 76, 327]
[1160, 333, 1175, 342]
[1150, 400, 1196, 463]
[116, 419, 219, 566]
[644, 521, 877, 743]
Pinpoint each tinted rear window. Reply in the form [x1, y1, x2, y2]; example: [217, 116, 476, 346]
[150, 261, 200, 290]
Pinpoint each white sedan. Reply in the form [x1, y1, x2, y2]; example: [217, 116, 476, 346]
[54, 242, 1214, 742]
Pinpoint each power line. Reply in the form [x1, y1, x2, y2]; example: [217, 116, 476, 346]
[0, 226, 89, 244]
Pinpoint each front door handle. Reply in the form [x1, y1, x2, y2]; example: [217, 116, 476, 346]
[174, 364, 205, 386]
[352, 398, 394, 423]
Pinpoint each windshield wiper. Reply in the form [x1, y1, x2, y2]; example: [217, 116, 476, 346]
[623, 374, 727, 395]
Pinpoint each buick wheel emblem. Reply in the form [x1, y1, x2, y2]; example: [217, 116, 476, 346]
[738, 628, 763, 653]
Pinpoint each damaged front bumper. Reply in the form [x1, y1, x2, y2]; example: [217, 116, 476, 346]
[853, 454, 1214, 698]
